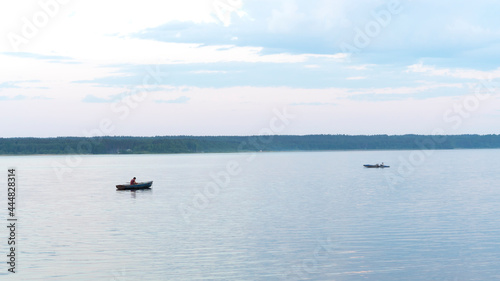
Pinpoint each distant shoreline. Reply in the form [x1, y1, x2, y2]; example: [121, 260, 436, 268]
[1, 134, 500, 155]
[2, 147, 499, 157]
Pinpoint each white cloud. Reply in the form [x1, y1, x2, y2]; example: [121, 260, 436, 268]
[190, 70, 228, 74]
[211, 0, 248, 26]
[348, 83, 464, 96]
[268, 1, 304, 33]
[347, 64, 375, 70]
[407, 62, 500, 80]
[346, 76, 366, 80]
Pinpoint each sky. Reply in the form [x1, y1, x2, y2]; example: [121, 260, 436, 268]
[1, 0, 500, 137]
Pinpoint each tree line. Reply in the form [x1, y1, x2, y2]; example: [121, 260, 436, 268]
[1, 134, 500, 155]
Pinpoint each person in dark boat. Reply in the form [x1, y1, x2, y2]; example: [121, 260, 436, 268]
[130, 177, 137, 185]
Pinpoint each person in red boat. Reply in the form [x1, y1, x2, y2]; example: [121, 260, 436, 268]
[130, 177, 137, 185]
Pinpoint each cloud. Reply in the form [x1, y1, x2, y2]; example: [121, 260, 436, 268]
[127, 0, 500, 67]
[290, 102, 337, 106]
[347, 64, 374, 70]
[350, 83, 464, 95]
[190, 70, 228, 74]
[155, 96, 190, 104]
[2, 52, 75, 62]
[82, 94, 114, 103]
[407, 62, 500, 80]
[32, 95, 53, 100]
[210, 0, 248, 26]
[0, 81, 20, 89]
[304, 64, 320, 68]
[0, 80, 44, 90]
[0, 95, 27, 101]
[81, 88, 165, 103]
[133, 0, 356, 56]
[73, 61, 355, 89]
[346, 76, 366, 80]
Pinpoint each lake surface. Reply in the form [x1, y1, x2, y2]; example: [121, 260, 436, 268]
[1, 149, 500, 280]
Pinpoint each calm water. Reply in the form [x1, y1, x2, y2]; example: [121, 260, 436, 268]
[1, 149, 500, 280]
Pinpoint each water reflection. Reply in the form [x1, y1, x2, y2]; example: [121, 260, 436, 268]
[116, 188, 153, 198]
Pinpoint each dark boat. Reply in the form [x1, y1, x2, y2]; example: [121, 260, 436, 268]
[364, 164, 390, 168]
[116, 181, 153, 190]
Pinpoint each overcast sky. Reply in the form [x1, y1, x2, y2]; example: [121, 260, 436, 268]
[1, 0, 499, 137]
